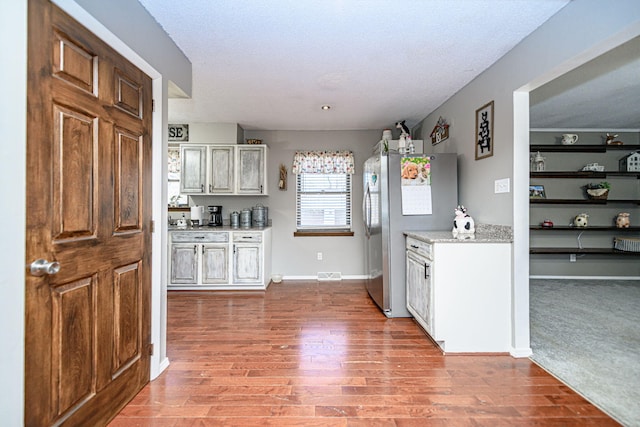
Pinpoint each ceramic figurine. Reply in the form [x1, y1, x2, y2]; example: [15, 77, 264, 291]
[616, 212, 630, 228]
[574, 213, 589, 227]
[605, 133, 623, 145]
[452, 205, 475, 236]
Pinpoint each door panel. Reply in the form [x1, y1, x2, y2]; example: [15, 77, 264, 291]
[114, 128, 143, 233]
[51, 276, 97, 418]
[26, 1, 152, 425]
[52, 104, 98, 241]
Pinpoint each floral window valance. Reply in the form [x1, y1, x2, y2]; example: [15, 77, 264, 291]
[292, 150, 355, 174]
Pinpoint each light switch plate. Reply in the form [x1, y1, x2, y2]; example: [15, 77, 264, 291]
[494, 178, 510, 193]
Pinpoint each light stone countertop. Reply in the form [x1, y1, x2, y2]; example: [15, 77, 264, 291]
[168, 225, 271, 232]
[405, 224, 513, 243]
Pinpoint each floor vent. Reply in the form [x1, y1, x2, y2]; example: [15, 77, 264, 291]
[317, 272, 342, 281]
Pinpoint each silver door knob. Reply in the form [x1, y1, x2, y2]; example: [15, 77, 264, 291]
[30, 259, 61, 276]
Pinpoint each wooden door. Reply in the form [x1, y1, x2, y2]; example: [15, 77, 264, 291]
[25, 0, 152, 425]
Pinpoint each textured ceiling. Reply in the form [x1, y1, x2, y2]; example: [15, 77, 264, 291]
[138, 0, 573, 131]
[530, 35, 640, 130]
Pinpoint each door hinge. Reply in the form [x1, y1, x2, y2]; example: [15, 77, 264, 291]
[149, 343, 154, 356]
[152, 99, 155, 112]
[151, 220, 155, 233]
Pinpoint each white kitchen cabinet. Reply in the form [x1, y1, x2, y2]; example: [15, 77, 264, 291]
[405, 233, 512, 353]
[208, 145, 234, 193]
[170, 231, 229, 285]
[169, 228, 272, 290]
[179, 144, 267, 195]
[232, 232, 262, 283]
[237, 146, 267, 194]
[406, 240, 433, 336]
[202, 244, 229, 284]
[180, 145, 207, 193]
[170, 243, 198, 284]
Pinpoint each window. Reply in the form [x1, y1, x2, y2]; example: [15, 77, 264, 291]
[292, 150, 354, 234]
[168, 146, 187, 207]
[296, 173, 351, 230]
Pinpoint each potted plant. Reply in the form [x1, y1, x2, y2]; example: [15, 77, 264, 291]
[584, 181, 611, 199]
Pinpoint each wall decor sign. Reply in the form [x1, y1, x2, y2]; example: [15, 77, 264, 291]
[475, 101, 494, 160]
[430, 116, 450, 146]
[168, 124, 189, 141]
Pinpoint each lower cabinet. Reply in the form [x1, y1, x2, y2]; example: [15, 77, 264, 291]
[169, 228, 272, 290]
[405, 235, 512, 353]
[232, 232, 262, 283]
[406, 245, 433, 336]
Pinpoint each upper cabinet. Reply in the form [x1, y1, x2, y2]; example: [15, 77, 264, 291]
[209, 146, 235, 193]
[180, 144, 268, 196]
[180, 145, 207, 193]
[237, 146, 266, 194]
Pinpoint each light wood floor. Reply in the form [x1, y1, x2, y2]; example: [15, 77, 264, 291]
[109, 280, 619, 426]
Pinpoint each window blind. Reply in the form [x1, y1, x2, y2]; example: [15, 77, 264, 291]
[296, 173, 351, 230]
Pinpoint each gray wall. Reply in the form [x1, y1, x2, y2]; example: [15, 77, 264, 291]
[414, 0, 640, 278]
[189, 129, 380, 278]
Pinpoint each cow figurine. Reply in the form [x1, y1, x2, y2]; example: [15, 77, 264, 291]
[452, 205, 475, 236]
[574, 213, 589, 227]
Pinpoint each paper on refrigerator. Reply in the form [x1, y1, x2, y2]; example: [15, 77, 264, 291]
[400, 156, 432, 215]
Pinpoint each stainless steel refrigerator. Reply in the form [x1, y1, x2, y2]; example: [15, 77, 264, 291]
[363, 151, 458, 317]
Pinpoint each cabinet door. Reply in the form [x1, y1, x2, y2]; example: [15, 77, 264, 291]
[237, 146, 266, 194]
[406, 251, 433, 335]
[209, 146, 234, 193]
[233, 243, 262, 283]
[180, 146, 207, 193]
[170, 243, 198, 284]
[202, 244, 229, 284]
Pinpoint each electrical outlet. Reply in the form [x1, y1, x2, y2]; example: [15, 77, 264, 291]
[494, 178, 510, 194]
[570, 254, 576, 262]
[317, 252, 323, 261]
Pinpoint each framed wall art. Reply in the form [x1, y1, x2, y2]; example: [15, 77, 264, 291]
[475, 101, 494, 160]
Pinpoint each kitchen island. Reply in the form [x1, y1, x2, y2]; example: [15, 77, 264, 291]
[404, 225, 512, 353]
[169, 226, 272, 290]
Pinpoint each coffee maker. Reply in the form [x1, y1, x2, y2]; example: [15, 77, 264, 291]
[207, 205, 223, 226]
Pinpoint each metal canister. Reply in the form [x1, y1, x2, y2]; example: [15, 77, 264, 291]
[240, 208, 252, 228]
[230, 211, 239, 228]
[252, 204, 266, 227]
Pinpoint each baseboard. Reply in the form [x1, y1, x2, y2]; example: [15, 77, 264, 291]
[510, 347, 533, 358]
[151, 356, 170, 380]
[530, 275, 640, 280]
[279, 274, 368, 281]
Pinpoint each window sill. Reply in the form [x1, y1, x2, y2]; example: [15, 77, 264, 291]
[294, 231, 354, 237]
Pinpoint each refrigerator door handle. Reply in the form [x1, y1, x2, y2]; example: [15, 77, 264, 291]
[363, 184, 371, 238]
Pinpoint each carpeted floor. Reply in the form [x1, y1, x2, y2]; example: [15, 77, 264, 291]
[530, 279, 640, 427]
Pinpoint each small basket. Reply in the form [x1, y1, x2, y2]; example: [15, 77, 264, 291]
[586, 188, 609, 200]
[614, 237, 640, 252]
[246, 139, 263, 145]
